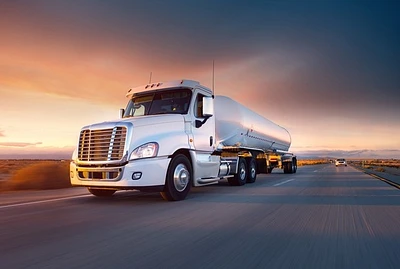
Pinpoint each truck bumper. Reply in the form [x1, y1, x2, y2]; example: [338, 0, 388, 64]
[70, 157, 170, 189]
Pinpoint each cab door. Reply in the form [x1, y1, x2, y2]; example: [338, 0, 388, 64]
[191, 89, 215, 152]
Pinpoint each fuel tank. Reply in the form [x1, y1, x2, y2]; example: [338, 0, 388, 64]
[214, 96, 291, 152]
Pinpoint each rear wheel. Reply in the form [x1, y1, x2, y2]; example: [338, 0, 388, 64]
[246, 158, 257, 183]
[88, 188, 116, 197]
[292, 158, 297, 173]
[228, 157, 247, 186]
[160, 154, 192, 201]
[283, 162, 293, 174]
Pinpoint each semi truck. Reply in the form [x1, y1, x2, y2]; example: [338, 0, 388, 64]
[70, 79, 297, 201]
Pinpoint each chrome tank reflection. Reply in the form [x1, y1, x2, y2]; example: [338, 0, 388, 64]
[214, 96, 291, 151]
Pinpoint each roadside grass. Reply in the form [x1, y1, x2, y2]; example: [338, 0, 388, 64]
[350, 159, 399, 176]
[297, 159, 329, 166]
[352, 159, 400, 169]
[375, 167, 386, 172]
[0, 161, 71, 191]
[0, 160, 40, 180]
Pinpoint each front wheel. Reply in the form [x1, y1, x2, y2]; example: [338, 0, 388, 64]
[228, 157, 247, 186]
[160, 154, 192, 201]
[88, 188, 116, 197]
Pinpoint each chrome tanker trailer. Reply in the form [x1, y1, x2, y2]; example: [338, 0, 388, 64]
[70, 80, 296, 201]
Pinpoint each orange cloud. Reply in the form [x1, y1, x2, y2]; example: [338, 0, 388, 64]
[0, 145, 74, 159]
[0, 142, 42, 148]
[0, 1, 265, 107]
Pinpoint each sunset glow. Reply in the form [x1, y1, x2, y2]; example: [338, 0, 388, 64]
[0, 1, 399, 159]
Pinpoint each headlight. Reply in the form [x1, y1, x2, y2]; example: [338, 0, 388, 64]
[129, 142, 159, 160]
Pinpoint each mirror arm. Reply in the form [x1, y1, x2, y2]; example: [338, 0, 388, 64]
[195, 115, 212, 128]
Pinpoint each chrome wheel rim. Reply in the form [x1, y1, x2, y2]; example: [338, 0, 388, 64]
[240, 164, 246, 180]
[173, 163, 190, 192]
[250, 164, 256, 178]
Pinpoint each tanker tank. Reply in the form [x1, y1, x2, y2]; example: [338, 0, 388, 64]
[214, 96, 291, 152]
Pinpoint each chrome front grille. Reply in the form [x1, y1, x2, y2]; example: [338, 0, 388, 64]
[78, 127, 127, 161]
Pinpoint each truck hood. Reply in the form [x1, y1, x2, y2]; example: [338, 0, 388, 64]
[76, 114, 189, 163]
[82, 114, 184, 129]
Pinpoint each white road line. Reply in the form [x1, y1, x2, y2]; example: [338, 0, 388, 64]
[313, 170, 318, 172]
[273, 178, 295, 186]
[0, 194, 92, 209]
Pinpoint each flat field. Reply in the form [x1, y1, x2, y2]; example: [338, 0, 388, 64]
[0, 158, 398, 191]
[0, 159, 70, 191]
[350, 159, 400, 175]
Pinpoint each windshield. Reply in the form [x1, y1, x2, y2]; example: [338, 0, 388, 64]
[123, 88, 192, 117]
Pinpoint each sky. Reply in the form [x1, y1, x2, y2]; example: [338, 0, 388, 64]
[0, 0, 399, 159]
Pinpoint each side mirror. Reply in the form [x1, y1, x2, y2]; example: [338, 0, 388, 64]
[195, 96, 214, 128]
[119, 108, 125, 118]
[202, 96, 214, 117]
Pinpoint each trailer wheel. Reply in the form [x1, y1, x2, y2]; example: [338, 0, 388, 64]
[88, 188, 116, 197]
[246, 158, 257, 183]
[292, 158, 297, 173]
[228, 157, 247, 186]
[283, 162, 288, 174]
[283, 162, 293, 174]
[160, 154, 192, 201]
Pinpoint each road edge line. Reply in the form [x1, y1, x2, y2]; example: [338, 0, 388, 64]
[0, 194, 92, 209]
[351, 165, 400, 190]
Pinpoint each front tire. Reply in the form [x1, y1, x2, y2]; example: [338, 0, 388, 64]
[160, 154, 192, 201]
[88, 188, 116, 197]
[228, 157, 247, 186]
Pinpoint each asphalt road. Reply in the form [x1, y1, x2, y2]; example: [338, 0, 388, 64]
[1, 164, 400, 269]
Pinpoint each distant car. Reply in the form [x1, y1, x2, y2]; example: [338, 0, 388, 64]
[335, 158, 347, 167]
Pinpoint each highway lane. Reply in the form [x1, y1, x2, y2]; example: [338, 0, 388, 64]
[1, 164, 400, 269]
